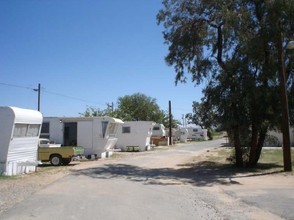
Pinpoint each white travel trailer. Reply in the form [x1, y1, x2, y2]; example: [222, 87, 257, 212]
[41, 116, 123, 158]
[264, 128, 294, 147]
[115, 121, 155, 151]
[151, 123, 166, 137]
[187, 126, 208, 141]
[0, 106, 42, 176]
[175, 127, 189, 143]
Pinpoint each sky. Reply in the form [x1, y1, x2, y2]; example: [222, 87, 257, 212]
[0, 0, 204, 122]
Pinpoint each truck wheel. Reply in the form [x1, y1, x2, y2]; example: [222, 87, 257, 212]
[62, 158, 71, 165]
[50, 154, 62, 166]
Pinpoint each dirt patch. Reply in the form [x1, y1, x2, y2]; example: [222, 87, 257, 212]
[0, 147, 293, 218]
[0, 165, 70, 213]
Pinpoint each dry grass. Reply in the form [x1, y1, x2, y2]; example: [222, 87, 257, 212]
[200, 147, 294, 175]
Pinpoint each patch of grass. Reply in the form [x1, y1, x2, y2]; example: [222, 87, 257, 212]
[0, 175, 17, 180]
[205, 147, 294, 174]
[260, 148, 293, 164]
[205, 148, 232, 163]
[259, 148, 294, 171]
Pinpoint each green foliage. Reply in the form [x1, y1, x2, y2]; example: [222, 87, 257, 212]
[158, 0, 294, 167]
[79, 104, 116, 117]
[185, 101, 218, 129]
[115, 93, 165, 122]
[80, 93, 180, 127]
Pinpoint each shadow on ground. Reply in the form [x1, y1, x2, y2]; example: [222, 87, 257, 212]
[71, 161, 283, 187]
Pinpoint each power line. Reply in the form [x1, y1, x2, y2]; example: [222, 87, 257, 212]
[0, 82, 106, 107]
[0, 82, 35, 91]
[42, 89, 104, 106]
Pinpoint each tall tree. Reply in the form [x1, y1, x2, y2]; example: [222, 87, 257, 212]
[80, 104, 115, 117]
[80, 93, 179, 127]
[158, 0, 294, 167]
[185, 101, 217, 129]
[115, 93, 165, 122]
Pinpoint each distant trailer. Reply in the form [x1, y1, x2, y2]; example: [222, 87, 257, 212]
[174, 128, 189, 143]
[41, 116, 123, 158]
[0, 106, 42, 176]
[151, 123, 170, 146]
[115, 121, 155, 152]
[187, 126, 208, 141]
[151, 123, 166, 137]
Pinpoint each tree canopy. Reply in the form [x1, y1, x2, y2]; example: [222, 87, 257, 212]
[80, 93, 179, 128]
[158, 0, 294, 167]
[115, 93, 165, 122]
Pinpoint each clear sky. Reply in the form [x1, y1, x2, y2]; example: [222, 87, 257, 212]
[0, 0, 204, 122]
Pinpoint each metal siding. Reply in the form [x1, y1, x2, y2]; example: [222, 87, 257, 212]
[7, 137, 38, 162]
[0, 106, 42, 176]
[0, 107, 14, 162]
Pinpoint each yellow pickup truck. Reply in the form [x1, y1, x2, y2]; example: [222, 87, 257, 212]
[38, 139, 84, 166]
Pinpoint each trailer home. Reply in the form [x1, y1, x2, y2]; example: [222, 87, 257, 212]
[187, 126, 208, 141]
[175, 128, 189, 143]
[0, 106, 42, 176]
[264, 128, 294, 147]
[41, 116, 123, 158]
[151, 123, 166, 137]
[115, 121, 155, 151]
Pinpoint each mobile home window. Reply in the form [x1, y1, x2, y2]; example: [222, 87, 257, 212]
[13, 124, 41, 138]
[13, 124, 28, 137]
[122, 126, 131, 133]
[27, 124, 41, 137]
[41, 122, 49, 133]
[107, 123, 117, 137]
[102, 121, 108, 138]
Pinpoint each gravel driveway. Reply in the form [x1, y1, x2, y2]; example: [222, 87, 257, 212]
[0, 138, 293, 220]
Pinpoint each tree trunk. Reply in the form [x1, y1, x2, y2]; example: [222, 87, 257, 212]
[248, 122, 258, 167]
[233, 126, 244, 167]
[248, 122, 268, 167]
[252, 128, 267, 165]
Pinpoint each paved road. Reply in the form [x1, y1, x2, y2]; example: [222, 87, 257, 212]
[0, 139, 287, 220]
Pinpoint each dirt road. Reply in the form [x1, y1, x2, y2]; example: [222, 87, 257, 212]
[0, 138, 293, 219]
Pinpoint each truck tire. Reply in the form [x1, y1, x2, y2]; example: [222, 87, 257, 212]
[62, 158, 72, 165]
[50, 154, 62, 166]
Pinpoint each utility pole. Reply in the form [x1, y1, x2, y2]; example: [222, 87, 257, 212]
[169, 100, 172, 146]
[107, 102, 114, 112]
[34, 83, 41, 112]
[182, 114, 185, 127]
[277, 32, 292, 171]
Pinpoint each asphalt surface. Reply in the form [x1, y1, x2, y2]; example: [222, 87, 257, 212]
[1, 139, 293, 220]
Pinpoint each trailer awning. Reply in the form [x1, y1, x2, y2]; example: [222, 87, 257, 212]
[110, 118, 124, 124]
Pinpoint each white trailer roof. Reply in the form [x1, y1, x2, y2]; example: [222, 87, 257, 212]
[1, 106, 42, 124]
[55, 116, 123, 124]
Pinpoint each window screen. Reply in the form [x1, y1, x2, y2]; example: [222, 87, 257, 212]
[122, 126, 131, 133]
[13, 124, 41, 138]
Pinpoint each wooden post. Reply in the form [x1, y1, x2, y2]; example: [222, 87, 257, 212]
[169, 100, 172, 145]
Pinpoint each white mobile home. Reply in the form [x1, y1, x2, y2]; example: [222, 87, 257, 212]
[115, 121, 155, 151]
[41, 116, 123, 158]
[151, 123, 166, 137]
[187, 126, 208, 141]
[264, 128, 294, 147]
[175, 128, 189, 143]
[0, 106, 42, 176]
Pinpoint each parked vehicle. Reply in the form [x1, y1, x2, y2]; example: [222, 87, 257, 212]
[38, 138, 61, 148]
[38, 139, 84, 166]
[0, 106, 42, 176]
